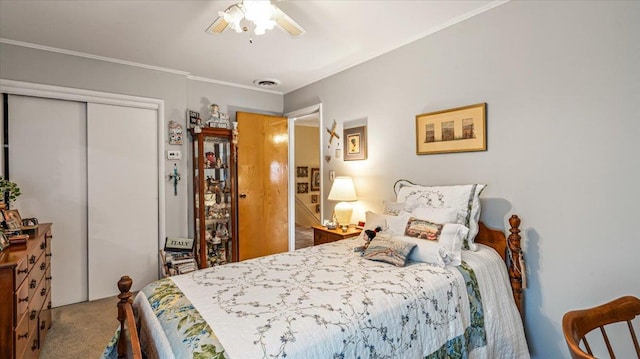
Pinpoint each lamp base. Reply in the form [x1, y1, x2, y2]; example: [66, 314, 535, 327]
[334, 201, 353, 229]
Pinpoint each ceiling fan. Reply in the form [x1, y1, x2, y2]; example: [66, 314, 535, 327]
[206, 0, 305, 39]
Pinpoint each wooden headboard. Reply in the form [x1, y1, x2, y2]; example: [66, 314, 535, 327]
[393, 179, 525, 319]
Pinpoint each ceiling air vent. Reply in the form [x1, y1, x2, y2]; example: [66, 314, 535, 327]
[253, 78, 281, 89]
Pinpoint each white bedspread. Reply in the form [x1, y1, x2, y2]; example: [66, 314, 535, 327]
[167, 239, 529, 359]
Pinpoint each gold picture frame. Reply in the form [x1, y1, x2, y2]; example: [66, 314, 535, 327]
[416, 103, 486, 155]
[343, 125, 367, 161]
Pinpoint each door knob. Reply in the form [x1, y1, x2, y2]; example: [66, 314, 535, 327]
[239, 193, 247, 198]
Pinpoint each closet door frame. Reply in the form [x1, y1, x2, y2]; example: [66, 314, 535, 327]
[0, 79, 166, 272]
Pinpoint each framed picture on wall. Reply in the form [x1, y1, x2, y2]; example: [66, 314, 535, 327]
[343, 126, 367, 161]
[315, 204, 320, 213]
[297, 183, 309, 193]
[296, 166, 308, 177]
[310, 168, 320, 191]
[415, 103, 486, 155]
[311, 194, 318, 203]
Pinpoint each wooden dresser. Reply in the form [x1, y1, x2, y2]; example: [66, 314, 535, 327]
[0, 224, 53, 359]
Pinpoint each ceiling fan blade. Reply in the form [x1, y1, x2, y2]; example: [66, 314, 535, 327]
[206, 16, 229, 34]
[272, 7, 305, 37]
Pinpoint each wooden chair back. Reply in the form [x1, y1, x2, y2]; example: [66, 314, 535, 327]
[562, 296, 640, 359]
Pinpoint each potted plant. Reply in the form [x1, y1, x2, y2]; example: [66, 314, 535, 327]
[0, 177, 21, 209]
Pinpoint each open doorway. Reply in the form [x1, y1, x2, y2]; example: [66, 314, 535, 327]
[286, 104, 323, 250]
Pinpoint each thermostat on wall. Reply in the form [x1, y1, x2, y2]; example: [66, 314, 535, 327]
[167, 150, 182, 160]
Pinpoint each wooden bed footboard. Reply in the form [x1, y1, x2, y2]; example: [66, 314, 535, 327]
[117, 276, 142, 359]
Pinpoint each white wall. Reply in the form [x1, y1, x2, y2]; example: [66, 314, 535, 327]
[284, 1, 640, 358]
[0, 43, 283, 243]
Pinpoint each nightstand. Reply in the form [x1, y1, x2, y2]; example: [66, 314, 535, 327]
[312, 225, 362, 245]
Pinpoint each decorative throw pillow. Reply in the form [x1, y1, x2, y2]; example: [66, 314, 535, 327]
[404, 217, 443, 240]
[358, 211, 410, 242]
[396, 183, 486, 250]
[395, 223, 469, 267]
[382, 200, 406, 215]
[362, 234, 416, 267]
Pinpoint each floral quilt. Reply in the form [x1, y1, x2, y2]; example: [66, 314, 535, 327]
[103, 239, 529, 359]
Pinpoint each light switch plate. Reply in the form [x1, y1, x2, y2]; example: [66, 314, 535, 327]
[329, 170, 335, 181]
[167, 150, 181, 160]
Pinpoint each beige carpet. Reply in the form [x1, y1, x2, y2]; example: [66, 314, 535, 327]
[40, 295, 122, 358]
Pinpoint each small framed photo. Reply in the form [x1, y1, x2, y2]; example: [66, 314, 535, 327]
[310, 168, 320, 191]
[297, 183, 309, 194]
[296, 166, 308, 177]
[344, 125, 367, 161]
[3, 209, 22, 231]
[0, 231, 9, 252]
[315, 204, 320, 213]
[311, 194, 319, 203]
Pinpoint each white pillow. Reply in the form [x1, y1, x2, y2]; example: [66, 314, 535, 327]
[395, 223, 469, 267]
[382, 200, 406, 215]
[411, 206, 459, 224]
[359, 211, 410, 242]
[396, 183, 485, 250]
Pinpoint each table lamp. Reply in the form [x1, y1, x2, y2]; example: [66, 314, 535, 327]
[327, 176, 357, 232]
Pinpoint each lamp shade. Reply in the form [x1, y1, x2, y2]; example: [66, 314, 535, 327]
[327, 177, 357, 202]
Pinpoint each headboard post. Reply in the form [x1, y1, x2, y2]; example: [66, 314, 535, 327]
[507, 215, 524, 320]
[117, 275, 134, 359]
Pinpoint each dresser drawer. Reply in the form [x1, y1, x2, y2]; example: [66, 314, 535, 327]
[16, 279, 30, 319]
[14, 256, 29, 291]
[15, 314, 30, 359]
[38, 291, 52, 346]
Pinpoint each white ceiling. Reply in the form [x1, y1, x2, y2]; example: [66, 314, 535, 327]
[0, 1, 506, 94]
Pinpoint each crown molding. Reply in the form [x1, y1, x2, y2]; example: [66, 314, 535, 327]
[0, 38, 283, 95]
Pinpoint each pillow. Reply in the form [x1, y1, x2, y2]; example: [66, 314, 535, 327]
[411, 206, 459, 225]
[362, 234, 416, 267]
[396, 183, 486, 250]
[358, 211, 410, 242]
[404, 217, 443, 240]
[383, 200, 406, 215]
[395, 223, 469, 267]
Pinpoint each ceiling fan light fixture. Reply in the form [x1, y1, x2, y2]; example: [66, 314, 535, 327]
[206, 0, 305, 38]
[220, 5, 244, 33]
[253, 78, 281, 89]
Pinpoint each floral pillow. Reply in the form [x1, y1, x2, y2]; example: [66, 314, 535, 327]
[396, 183, 485, 250]
[395, 222, 469, 267]
[404, 217, 443, 240]
[362, 234, 416, 267]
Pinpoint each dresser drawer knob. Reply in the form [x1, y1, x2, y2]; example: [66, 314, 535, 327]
[46, 233, 53, 239]
[45, 253, 52, 257]
[30, 310, 37, 320]
[40, 262, 46, 271]
[18, 296, 29, 303]
[18, 332, 28, 340]
[29, 255, 36, 264]
[18, 268, 28, 274]
[48, 302, 52, 309]
[40, 320, 47, 330]
[41, 288, 47, 296]
[40, 241, 46, 250]
[46, 276, 53, 281]
[31, 339, 38, 351]
[30, 279, 37, 289]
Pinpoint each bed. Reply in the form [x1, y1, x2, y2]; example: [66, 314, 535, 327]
[104, 181, 528, 359]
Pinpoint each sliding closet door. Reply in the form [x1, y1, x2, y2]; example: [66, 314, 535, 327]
[87, 103, 158, 300]
[8, 95, 88, 307]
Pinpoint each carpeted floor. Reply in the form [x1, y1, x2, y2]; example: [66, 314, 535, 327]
[295, 225, 314, 249]
[40, 295, 122, 358]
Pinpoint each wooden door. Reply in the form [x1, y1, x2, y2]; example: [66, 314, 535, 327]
[237, 112, 289, 260]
